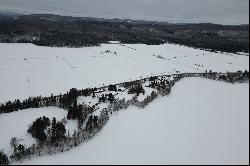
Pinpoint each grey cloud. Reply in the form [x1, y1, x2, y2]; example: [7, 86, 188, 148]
[0, 0, 248, 24]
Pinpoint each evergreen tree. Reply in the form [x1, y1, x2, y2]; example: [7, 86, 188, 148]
[51, 117, 66, 142]
[11, 144, 26, 161]
[28, 116, 50, 142]
[0, 151, 9, 165]
[108, 85, 117, 92]
[108, 93, 115, 103]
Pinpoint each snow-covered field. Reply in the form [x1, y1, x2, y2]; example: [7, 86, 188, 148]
[0, 43, 249, 103]
[13, 78, 249, 165]
[0, 43, 249, 164]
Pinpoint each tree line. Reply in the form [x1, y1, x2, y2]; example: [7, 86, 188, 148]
[1, 71, 249, 115]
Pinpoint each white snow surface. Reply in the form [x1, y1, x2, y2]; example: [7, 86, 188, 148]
[0, 43, 249, 103]
[137, 84, 155, 102]
[0, 43, 249, 164]
[15, 78, 249, 165]
[77, 96, 98, 106]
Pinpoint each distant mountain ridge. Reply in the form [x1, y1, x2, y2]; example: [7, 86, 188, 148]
[0, 14, 248, 53]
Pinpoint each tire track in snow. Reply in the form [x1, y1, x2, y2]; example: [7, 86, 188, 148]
[61, 57, 91, 87]
[52, 49, 91, 87]
[117, 45, 163, 72]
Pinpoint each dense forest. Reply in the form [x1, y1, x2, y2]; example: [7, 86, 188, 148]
[0, 14, 249, 53]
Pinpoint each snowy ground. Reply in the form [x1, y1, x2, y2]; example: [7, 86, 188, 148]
[14, 78, 249, 165]
[0, 43, 249, 164]
[0, 107, 77, 156]
[0, 43, 249, 103]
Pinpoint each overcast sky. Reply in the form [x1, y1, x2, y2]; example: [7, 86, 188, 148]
[0, 0, 248, 24]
